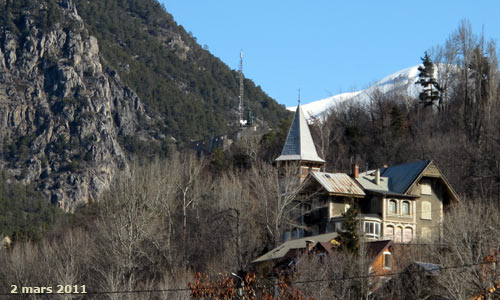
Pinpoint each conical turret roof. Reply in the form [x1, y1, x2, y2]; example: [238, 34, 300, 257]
[275, 104, 325, 163]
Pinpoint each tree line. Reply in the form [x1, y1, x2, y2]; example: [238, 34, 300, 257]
[1, 19, 500, 299]
[310, 20, 500, 202]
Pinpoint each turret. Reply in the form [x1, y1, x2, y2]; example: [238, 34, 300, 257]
[275, 104, 325, 182]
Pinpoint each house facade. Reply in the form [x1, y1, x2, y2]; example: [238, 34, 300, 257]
[276, 104, 459, 244]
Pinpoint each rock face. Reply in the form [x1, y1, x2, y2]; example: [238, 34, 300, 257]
[0, 0, 149, 210]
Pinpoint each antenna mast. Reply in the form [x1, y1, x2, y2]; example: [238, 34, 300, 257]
[238, 50, 244, 126]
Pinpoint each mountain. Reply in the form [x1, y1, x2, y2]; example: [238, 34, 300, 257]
[0, 0, 289, 210]
[72, 0, 290, 141]
[289, 65, 423, 119]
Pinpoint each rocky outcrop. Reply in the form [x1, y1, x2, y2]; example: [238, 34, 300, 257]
[0, 0, 150, 211]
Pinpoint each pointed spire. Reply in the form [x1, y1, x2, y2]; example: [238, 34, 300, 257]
[275, 104, 325, 163]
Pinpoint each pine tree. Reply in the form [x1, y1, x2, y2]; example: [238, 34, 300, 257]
[416, 51, 441, 108]
[337, 198, 360, 255]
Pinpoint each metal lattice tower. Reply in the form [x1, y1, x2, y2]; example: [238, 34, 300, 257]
[238, 50, 244, 126]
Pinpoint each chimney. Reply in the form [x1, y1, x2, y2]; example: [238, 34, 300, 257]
[352, 164, 359, 179]
[375, 168, 380, 186]
[305, 240, 315, 252]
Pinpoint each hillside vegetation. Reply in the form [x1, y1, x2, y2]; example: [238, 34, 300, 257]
[72, 0, 289, 142]
[1, 2, 499, 298]
[310, 20, 500, 200]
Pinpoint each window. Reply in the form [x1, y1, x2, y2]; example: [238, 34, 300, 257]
[281, 231, 291, 242]
[311, 225, 319, 235]
[402, 201, 410, 216]
[421, 182, 432, 195]
[383, 252, 392, 268]
[421, 227, 432, 242]
[388, 200, 397, 214]
[344, 203, 351, 213]
[328, 202, 336, 218]
[395, 227, 403, 243]
[421, 201, 432, 220]
[335, 222, 343, 232]
[364, 221, 381, 238]
[326, 221, 334, 233]
[385, 225, 394, 240]
[403, 227, 413, 243]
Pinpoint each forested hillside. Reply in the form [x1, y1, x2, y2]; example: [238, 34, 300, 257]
[72, 0, 289, 142]
[0, 0, 289, 210]
[1, 1, 500, 298]
[309, 20, 500, 200]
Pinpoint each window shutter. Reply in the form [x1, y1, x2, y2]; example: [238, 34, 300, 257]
[421, 201, 432, 219]
[403, 227, 413, 243]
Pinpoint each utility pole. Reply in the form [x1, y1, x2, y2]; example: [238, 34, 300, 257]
[238, 50, 244, 126]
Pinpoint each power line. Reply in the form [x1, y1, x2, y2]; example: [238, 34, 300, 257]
[1, 259, 497, 296]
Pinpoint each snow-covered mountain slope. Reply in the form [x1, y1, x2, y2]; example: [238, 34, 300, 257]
[289, 65, 423, 119]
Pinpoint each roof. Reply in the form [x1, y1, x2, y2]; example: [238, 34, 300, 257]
[356, 172, 390, 193]
[366, 240, 392, 260]
[357, 160, 431, 195]
[252, 232, 338, 263]
[275, 104, 325, 163]
[381, 160, 431, 194]
[310, 172, 365, 197]
[413, 261, 441, 276]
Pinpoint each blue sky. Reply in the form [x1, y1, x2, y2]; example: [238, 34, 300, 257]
[160, 1, 500, 107]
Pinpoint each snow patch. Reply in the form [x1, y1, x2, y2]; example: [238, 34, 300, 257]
[288, 65, 425, 120]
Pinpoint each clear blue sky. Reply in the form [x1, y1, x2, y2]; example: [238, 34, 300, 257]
[160, 1, 500, 107]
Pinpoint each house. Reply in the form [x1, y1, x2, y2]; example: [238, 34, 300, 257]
[252, 232, 339, 276]
[275, 104, 459, 244]
[252, 233, 395, 291]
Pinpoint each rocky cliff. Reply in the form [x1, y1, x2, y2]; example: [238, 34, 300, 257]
[0, 0, 150, 210]
[0, 0, 291, 211]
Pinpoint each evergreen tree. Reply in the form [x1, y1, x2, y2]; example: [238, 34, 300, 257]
[337, 198, 360, 255]
[416, 51, 441, 108]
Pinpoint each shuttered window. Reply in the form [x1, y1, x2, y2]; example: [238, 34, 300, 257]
[385, 225, 394, 240]
[421, 201, 432, 220]
[421, 227, 432, 241]
[403, 227, 413, 243]
[421, 182, 432, 195]
[395, 227, 403, 243]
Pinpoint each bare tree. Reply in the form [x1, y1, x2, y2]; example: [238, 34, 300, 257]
[171, 152, 206, 245]
[95, 160, 168, 300]
[248, 162, 309, 246]
[294, 244, 372, 300]
[435, 200, 500, 299]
